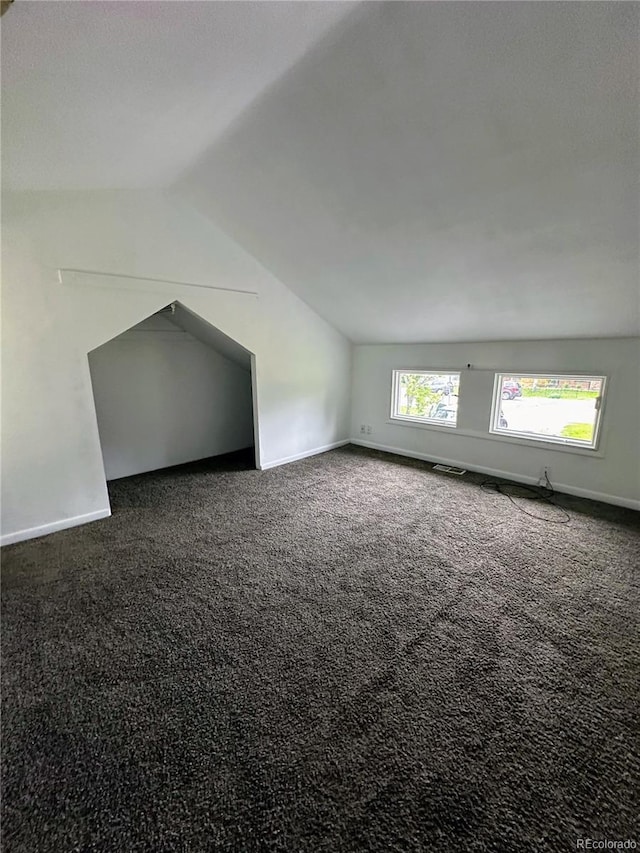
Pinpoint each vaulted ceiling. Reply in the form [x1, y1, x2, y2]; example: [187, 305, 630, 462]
[3, 1, 638, 343]
[1, 0, 357, 189]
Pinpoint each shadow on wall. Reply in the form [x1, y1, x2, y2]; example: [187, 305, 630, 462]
[87, 301, 259, 483]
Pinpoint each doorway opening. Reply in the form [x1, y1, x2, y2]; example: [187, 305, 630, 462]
[87, 301, 260, 491]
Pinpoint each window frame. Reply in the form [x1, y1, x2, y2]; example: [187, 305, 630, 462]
[390, 369, 461, 428]
[489, 372, 607, 451]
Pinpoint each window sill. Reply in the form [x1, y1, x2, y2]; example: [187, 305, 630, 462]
[489, 427, 599, 452]
[386, 419, 605, 458]
[389, 416, 457, 431]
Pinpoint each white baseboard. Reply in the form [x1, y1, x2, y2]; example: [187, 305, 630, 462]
[542, 485, 640, 512]
[260, 439, 350, 471]
[3, 440, 635, 547]
[350, 439, 640, 512]
[1, 508, 112, 547]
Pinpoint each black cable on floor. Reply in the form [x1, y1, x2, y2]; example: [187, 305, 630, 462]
[480, 473, 571, 524]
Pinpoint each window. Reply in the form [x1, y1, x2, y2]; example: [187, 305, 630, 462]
[490, 374, 606, 449]
[391, 371, 461, 427]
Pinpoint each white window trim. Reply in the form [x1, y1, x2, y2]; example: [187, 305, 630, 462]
[489, 372, 607, 451]
[390, 369, 461, 428]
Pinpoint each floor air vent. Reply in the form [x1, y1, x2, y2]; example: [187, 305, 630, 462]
[433, 464, 467, 476]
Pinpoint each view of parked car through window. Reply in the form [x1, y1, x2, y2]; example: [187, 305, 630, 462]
[392, 371, 460, 426]
[492, 374, 605, 448]
[391, 370, 606, 449]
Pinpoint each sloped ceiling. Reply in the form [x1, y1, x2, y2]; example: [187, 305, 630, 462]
[169, 304, 252, 370]
[176, 2, 640, 343]
[106, 308, 252, 369]
[2, 1, 639, 343]
[1, 0, 357, 189]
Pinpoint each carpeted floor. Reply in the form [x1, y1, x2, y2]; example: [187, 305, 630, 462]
[2, 445, 639, 852]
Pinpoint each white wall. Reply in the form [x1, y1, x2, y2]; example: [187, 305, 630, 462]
[1, 190, 351, 544]
[351, 339, 640, 509]
[88, 316, 254, 480]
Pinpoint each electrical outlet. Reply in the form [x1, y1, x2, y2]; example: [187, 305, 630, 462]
[366, 425, 372, 435]
[538, 466, 550, 487]
[360, 424, 366, 434]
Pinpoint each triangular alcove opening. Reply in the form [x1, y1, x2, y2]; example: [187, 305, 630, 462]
[87, 302, 260, 494]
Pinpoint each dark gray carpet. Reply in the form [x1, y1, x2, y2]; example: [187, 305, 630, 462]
[2, 445, 639, 852]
